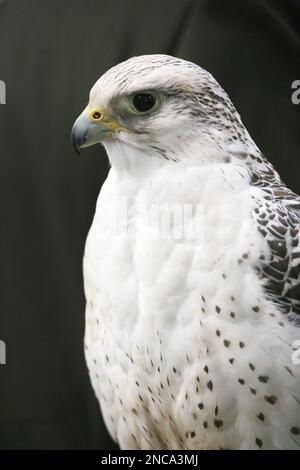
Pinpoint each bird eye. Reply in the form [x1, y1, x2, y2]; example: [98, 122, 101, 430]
[92, 111, 102, 120]
[132, 93, 157, 113]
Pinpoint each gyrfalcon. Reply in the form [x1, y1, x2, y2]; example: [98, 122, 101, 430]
[71, 55, 300, 450]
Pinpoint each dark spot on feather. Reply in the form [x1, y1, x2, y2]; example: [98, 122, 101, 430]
[214, 419, 223, 429]
[285, 366, 295, 377]
[290, 426, 300, 435]
[207, 380, 213, 391]
[264, 395, 277, 405]
[255, 437, 263, 448]
[257, 412, 265, 422]
[258, 375, 269, 383]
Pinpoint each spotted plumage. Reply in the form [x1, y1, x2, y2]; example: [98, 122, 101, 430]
[72, 55, 300, 449]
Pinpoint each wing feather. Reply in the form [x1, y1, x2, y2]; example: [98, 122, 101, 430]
[252, 166, 300, 320]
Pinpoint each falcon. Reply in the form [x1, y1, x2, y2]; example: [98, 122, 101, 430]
[71, 55, 300, 450]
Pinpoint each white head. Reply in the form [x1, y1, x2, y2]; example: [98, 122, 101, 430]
[72, 54, 251, 171]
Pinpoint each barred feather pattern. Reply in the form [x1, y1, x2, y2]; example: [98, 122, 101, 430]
[249, 158, 300, 320]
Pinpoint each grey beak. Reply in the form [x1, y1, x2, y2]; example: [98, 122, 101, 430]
[71, 113, 110, 155]
[71, 114, 89, 155]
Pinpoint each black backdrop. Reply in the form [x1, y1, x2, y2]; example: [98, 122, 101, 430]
[0, 0, 299, 450]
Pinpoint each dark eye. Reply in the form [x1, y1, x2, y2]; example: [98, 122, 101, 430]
[132, 93, 156, 113]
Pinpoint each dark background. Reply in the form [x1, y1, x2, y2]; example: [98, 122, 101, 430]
[0, 0, 299, 450]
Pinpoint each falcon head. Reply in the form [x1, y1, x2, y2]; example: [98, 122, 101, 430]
[72, 54, 246, 165]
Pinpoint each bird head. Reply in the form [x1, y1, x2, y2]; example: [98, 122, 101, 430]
[72, 54, 249, 168]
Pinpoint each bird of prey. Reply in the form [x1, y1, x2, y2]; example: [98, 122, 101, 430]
[72, 55, 300, 450]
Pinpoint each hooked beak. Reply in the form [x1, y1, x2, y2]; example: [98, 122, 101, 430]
[71, 106, 119, 155]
